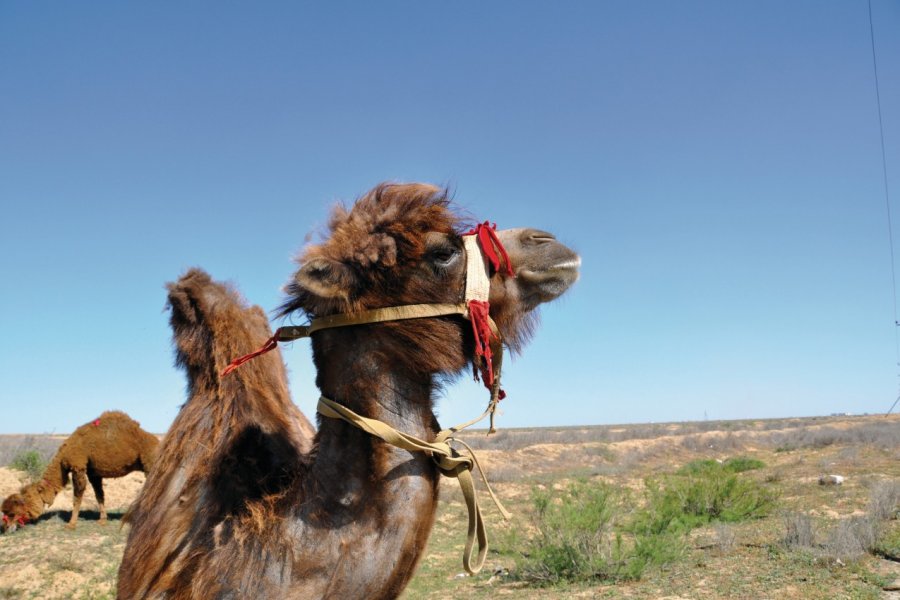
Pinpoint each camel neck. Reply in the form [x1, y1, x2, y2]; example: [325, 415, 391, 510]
[306, 333, 440, 512]
[292, 341, 441, 596]
[41, 454, 67, 492]
[312, 330, 438, 439]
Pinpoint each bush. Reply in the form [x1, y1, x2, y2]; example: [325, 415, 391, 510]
[10, 450, 47, 482]
[823, 516, 877, 563]
[634, 462, 776, 537]
[868, 480, 900, 521]
[782, 511, 816, 549]
[679, 457, 765, 476]
[515, 480, 628, 583]
[723, 457, 766, 473]
[875, 523, 900, 560]
[511, 465, 776, 586]
[678, 459, 721, 475]
[512, 480, 681, 584]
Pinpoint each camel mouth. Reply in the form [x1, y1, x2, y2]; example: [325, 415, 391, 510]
[516, 256, 581, 304]
[517, 257, 581, 283]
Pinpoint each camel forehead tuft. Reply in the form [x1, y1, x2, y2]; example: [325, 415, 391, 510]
[306, 183, 459, 270]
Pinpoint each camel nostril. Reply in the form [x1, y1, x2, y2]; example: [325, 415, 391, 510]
[522, 229, 556, 245]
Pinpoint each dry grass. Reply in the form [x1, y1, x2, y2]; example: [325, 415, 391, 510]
[868, 480, 900, 521]
[2, 413, 899, 599]
[782, 511, 817, 549]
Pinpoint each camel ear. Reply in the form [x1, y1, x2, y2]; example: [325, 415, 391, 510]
[295, 258, 355, 300]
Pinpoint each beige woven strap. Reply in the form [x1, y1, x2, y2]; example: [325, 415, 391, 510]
[463, 234, 491, 304]
[275, 299, 507, 431]
[317, 396, 510, 575]
[276, 303, 506, 434]
[276, 303, 469, 341]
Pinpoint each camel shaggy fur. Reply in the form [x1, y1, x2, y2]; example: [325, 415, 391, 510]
[1, 411, 158, 532]
[118, 183, 580, 599]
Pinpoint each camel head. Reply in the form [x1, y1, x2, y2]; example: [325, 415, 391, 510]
[279, 182, 580, 379]
[0, 481, 49, 533]
[1, 492, 30, 533]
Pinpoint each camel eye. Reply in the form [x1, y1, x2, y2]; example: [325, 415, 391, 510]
[429, 246, 459, 268]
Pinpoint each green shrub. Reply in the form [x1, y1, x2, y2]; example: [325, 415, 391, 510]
[510, 465, 776, 586]
[875, 523, 900, 560]
[678, 459, 722, 475]
[679, 457, 765, 476]
[10, 450, 47, 482]
[516, 480, 625, 583]
[633, 462, 776, 537]
[512, 480, 682, 584]
[723, 457, 765, 473]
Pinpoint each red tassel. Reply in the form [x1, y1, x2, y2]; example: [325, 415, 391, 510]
[468, 300, 496, 389]
[92, 419, 101, 427]
[466, 222, 514, 277]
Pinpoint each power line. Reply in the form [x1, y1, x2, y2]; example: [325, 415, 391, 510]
[868, 0, 900, 415]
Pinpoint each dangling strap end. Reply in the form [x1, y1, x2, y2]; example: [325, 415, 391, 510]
[277, 325, 311, 341]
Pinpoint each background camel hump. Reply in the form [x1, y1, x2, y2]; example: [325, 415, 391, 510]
[1, 410, 160, 532]
[119, 268, 312, 597]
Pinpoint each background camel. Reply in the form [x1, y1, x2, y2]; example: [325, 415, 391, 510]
[118, 182, 580, 599]
[1, 411, 158, 532]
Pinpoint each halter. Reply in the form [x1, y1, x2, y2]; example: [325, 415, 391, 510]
[1, 513, 27, 529]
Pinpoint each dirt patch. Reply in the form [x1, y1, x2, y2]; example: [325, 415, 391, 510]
[0, 467, 28, 497]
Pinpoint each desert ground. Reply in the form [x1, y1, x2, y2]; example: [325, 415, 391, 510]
[0, 413, 898, 599]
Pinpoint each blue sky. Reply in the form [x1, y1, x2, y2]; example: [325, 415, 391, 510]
[1, 1, 899, 434]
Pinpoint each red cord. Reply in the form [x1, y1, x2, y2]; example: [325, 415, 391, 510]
[221, 331, 281, 377]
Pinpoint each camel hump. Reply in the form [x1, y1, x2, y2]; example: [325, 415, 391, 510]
[73, 410, 150, 440]
[164, 268, 315, 438]
[166, 268, 272, 377]
[90, 410, 140, 428]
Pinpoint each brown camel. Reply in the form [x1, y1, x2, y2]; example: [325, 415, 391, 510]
[117, 182, 580, 599]
[1, 411, 158, 533]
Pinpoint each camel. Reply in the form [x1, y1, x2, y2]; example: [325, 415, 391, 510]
[117, 182, 580, 599]
[1, 411, 158, 533]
